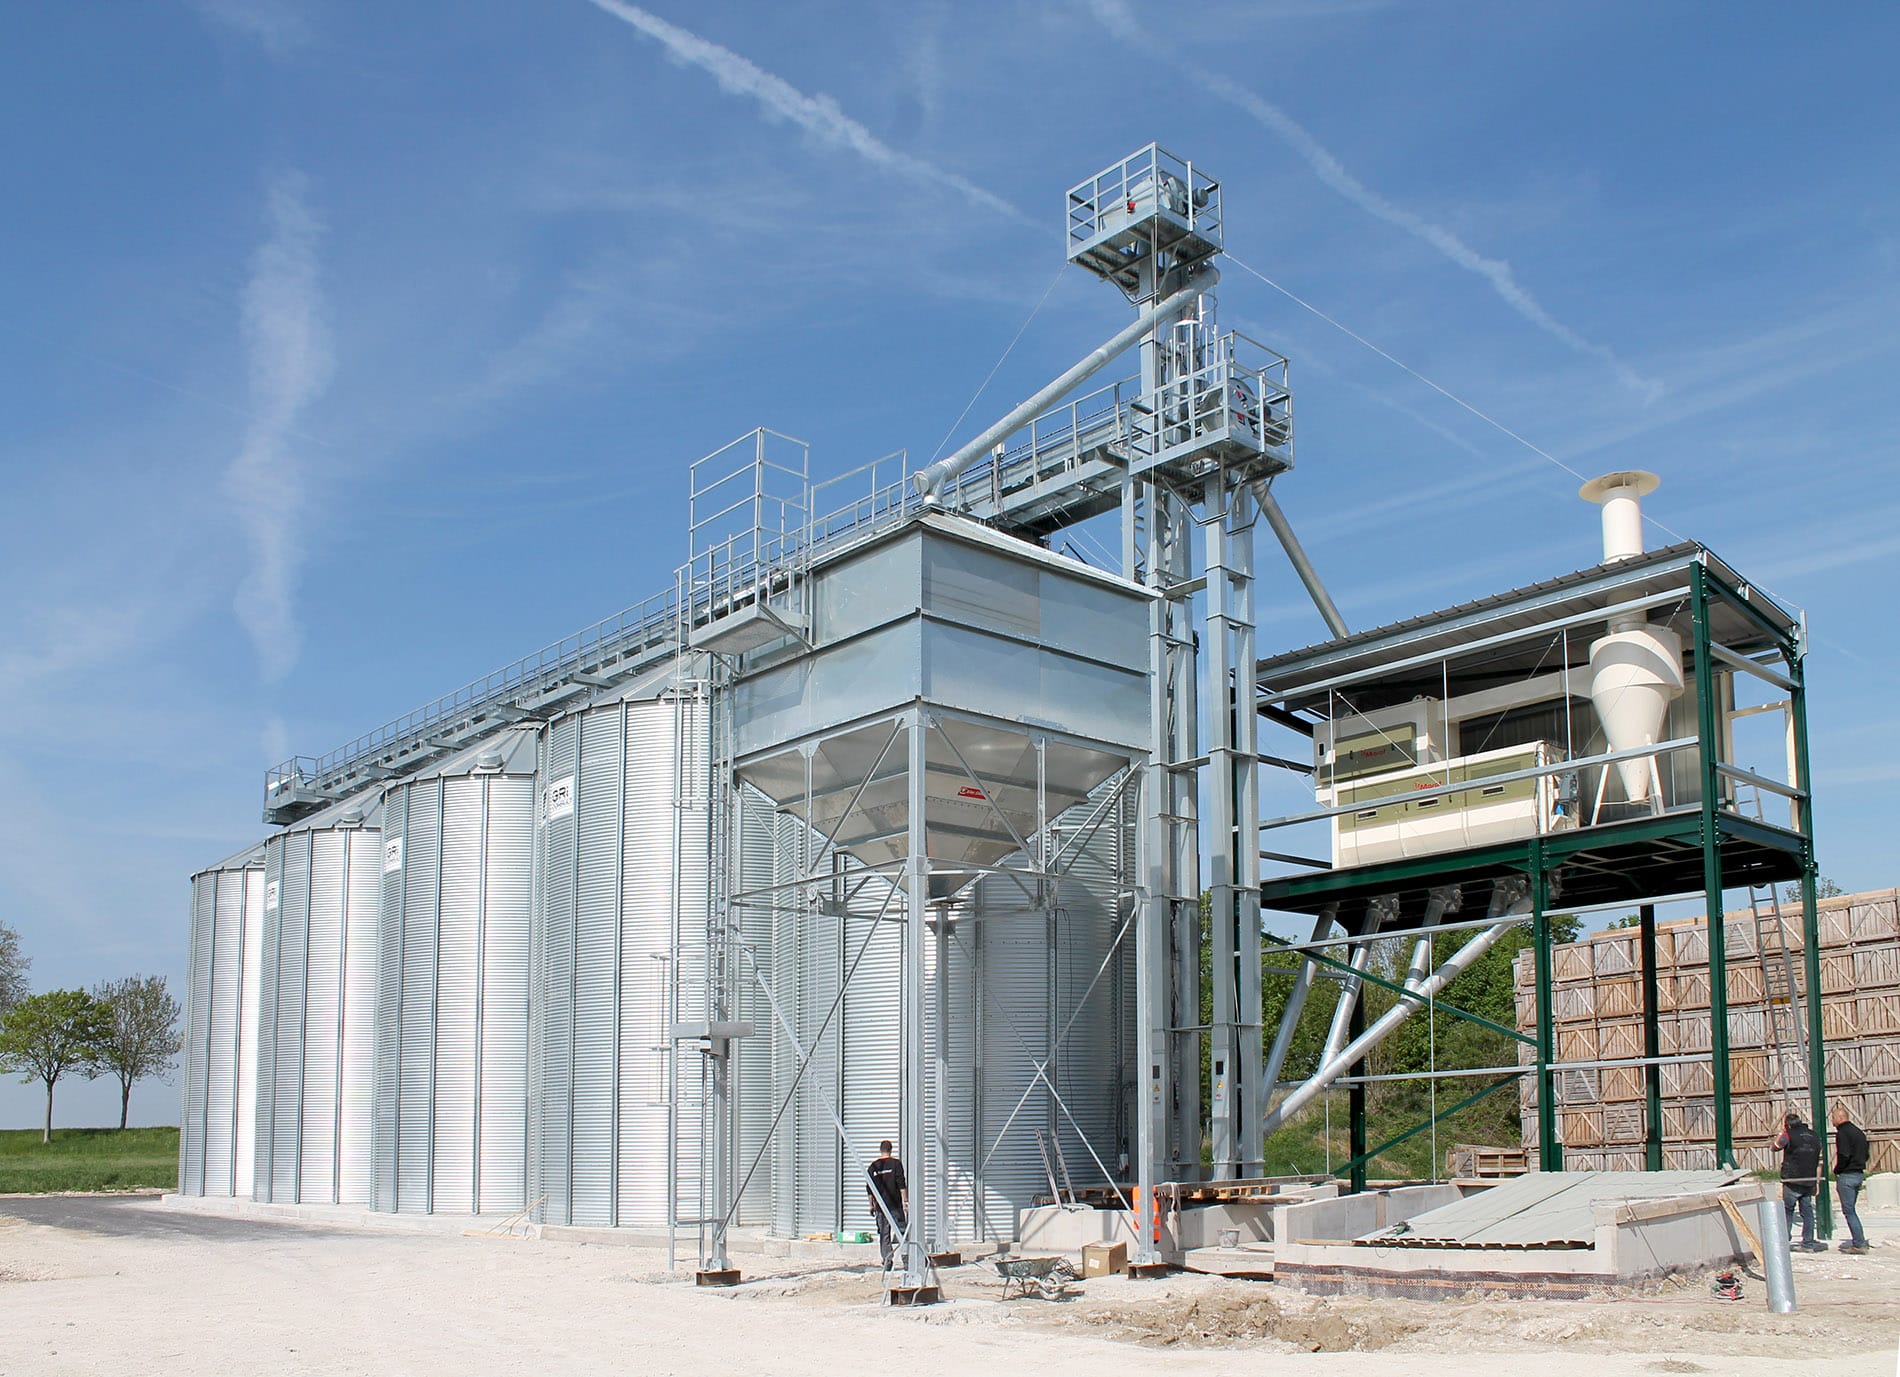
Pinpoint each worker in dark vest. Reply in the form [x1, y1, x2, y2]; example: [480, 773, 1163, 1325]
[1776, 1110, 1825, 1252]
[866, 1139, 908, 1271]
[1832, 1101, 1870, 1254]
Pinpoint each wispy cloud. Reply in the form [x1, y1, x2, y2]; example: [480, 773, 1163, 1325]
[226, 173, 332, 681]
[1084, 0, 1658, 399]
[582, 0, 1032, 226]
[189, 0, 312, 58]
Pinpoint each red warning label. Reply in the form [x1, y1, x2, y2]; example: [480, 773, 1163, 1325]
[957, 786, 986, 800]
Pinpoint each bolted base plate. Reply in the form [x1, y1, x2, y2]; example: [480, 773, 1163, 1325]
[887, 1285, 942, 1306]
[695, 1269, 742, 1287]
[928, 1251, 963, 1269]
[1127, 1262, 1174, 1280]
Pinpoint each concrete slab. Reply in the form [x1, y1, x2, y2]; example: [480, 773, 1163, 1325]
[1181, 1244, 1275, 1277]
[1381, 1170, 1743, 1247]
[1272, 1173, 1769, 1299]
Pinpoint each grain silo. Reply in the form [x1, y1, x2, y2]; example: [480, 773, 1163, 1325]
[179, 846, 265, 1198]
[372, 730, 536, 1215]
[254, 790, 382, 1205]
[528, 682, 718, 1229]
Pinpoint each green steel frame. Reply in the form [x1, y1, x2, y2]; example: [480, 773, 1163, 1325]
[1256, 553, 1825, 1222]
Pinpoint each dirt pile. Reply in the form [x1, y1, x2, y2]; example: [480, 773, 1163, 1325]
[1066, 1292, 1421, 1351]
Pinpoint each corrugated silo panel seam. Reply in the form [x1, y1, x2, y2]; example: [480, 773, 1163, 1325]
[340, 827, 378, 1206]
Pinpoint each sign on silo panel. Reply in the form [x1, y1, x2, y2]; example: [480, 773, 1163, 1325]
[545, 775, 574, 822]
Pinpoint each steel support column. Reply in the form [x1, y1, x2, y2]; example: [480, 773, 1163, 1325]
[1231, 484, 1263, 1177]
[1347, 989, 1367, 1193]
[1531, 852, 1561, 1172]
[1202, 471, 1256, 1177]
[1639, 903, 1664, 1172]
[902, 711, 931, 1285]
[1148, 486, 1200, 1178]
[1791, 642, 1832, 1236]
[1692, 567, 1734, 1166]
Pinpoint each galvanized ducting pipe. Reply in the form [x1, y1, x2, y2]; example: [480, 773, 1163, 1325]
[1319, 893, 1398, 1069]
[1253, 481, 1349, 640]
[1262, 908, 1337, 1095]
[1264, 882, 1521, 1133]
[1319, 944, 1373, 1068]
[912, 273, 1213, 505]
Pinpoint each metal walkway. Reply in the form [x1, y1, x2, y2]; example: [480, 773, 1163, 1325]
[263, 364, 1290, 823]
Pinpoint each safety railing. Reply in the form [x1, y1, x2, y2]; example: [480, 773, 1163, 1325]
[1133, 330, 1291, 468]
[1065, 142, 1221, 259]
[264, 584, 681, 806]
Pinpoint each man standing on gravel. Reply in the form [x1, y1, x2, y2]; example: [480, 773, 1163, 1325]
[1832, 1102, 1870, 1254]
[1776, 1110, 1825, 1252]
[866, 1139, 908, 1271]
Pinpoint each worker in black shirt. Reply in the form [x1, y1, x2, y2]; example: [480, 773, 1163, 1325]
[866, 1139, 908, 1271]
[1832, 1102, 1870, 1254]
[1776, 1110, 1825, 1252]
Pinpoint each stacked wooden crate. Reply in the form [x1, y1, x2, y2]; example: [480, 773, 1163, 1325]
[1444, 1143, 1528, 1179]
[1513, 888, 1900, 1174]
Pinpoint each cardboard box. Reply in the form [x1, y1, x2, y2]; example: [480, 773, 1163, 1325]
[1081, 1241, 1128, 1278]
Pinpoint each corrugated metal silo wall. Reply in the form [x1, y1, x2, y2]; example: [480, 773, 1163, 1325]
[254, 824, 379, 1204]
[179, 864, 264, 1197]
[372, 769, 533, 1214]
[530, 695, 714, 1228]
[923, 788, 1132, 1243]
[235, 868, 267, 1199]
[765, 825, 902, 1239]
[731, 787, 776, 1228]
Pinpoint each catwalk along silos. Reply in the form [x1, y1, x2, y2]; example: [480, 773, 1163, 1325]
[531, 682, 740, 1228]
[254, 790, 382, 1205]
[373, 731, 535, 1215]
[179, 846, 265, 1198]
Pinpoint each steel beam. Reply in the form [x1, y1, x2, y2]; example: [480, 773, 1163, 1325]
[1791, 645, 1832, 1236]
[1640, 903, 1664, 1172]
[1531, 850, 1560, 1173]
[902, 712, 931, 1285]
[1693, 566, 1735, 1166]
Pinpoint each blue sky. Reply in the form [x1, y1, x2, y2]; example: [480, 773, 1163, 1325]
[2, 1, 1895, 1126]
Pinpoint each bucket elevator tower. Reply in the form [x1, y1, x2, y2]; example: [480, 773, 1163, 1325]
[678, 145, 1317, 1284]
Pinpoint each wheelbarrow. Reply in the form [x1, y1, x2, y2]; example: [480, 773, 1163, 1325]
[993, 1255, 1078, 1300]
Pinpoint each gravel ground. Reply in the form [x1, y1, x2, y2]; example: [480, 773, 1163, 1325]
[2, 1194, 1894, 1376]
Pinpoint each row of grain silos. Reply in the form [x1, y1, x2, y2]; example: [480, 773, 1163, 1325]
[178, 690, 706, 1225]
[178, 684, 1132, 1238]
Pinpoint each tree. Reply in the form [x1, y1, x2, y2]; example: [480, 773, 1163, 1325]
[91, 975, 183, 1131]
[0, 990, 112, 1143]
[1784, 875, 1845, 905]
[0, 919, 27, 1017]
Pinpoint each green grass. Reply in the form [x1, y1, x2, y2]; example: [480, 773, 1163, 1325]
[0, 1126, 179, 1194]
[1260, 1082, 1527, 1182]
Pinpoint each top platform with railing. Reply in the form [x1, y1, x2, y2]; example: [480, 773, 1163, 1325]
[1067, 144, 1222, 300]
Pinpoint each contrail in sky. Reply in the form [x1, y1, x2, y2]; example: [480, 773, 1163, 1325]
[1085, 0, 1659, 398]
[226, 172, 332, 681]
[584, 0, 1031, 227]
